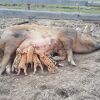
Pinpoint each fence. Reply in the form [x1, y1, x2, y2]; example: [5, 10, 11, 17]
[0, 0, 100, 21]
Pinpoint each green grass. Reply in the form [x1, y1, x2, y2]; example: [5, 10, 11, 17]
[0, 4, 100, 14]
[0, 4, 27, 10]
[80, 0, 100, 1]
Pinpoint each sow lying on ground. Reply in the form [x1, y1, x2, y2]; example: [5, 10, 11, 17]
[0, 23, 100, 75]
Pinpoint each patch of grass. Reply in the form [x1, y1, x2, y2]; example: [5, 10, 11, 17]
[0, 4, 100, 14]
[80, 0, 100, 1]
[0, 4, 27, 10]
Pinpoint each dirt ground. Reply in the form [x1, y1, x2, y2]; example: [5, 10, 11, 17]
[0, 18, 100, 100]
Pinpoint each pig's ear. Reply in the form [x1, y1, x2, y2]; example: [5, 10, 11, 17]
[23, 48, 27, 53]
[16, 48, 21, 54]
[35, 50, 44, 57]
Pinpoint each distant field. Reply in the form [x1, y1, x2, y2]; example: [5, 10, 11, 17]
[0, 4, 100, 14]
[81, 0, 100, 1]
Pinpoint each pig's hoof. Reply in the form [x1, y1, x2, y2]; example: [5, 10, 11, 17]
[6, 67, 11, 74]
[0, 67, 6, 75]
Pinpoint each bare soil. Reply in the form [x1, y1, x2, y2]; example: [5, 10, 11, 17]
[0, 18, 100, 100]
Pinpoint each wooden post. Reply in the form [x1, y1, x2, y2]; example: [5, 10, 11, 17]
[27, 3, 32, 23]
[27, 3, 31, 10]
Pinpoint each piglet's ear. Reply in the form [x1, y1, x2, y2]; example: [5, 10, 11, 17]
[35, 50, 45, 57]
[16, 48, 21, 54]
[23, 48, 27, 53]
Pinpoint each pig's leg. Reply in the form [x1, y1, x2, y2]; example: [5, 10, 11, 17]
[0, 43, 18, 75]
